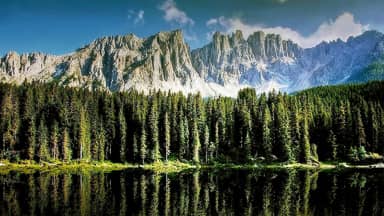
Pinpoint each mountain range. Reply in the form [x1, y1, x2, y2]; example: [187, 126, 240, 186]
[1, 29, 384, 96]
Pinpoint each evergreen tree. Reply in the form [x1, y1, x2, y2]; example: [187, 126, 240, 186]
[368, 103, 379, 152]
[140, 124, 147, 165]
[79, 107, 91, 160]
[178, 116, 185, 160]
[164, 112, 171, 161]
[118, 107, 127, 162]
[290, 103, 301, 161]
[203, 125, 210, 163]
[336, 102, 348, 158]
[19, 87, 36, 160]
[97, 126, 106, 161]
[192, 121, 200, 163]
[262, 106, 272, 160]
[0, 90, 19, 160]
[354, 109, 367, 147]
[148, 98, 160, 162]
[275, 101, 293, 162]
[300, 110, 311, 164]
[50, 121, 60, 160]
[327, 130, 337, 161]
[37, 120, 49, 162]
[62, 128, 71, 161]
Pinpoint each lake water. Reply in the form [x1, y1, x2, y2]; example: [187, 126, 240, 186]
[1, 168, 384, 215]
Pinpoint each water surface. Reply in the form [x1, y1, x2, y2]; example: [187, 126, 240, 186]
[1, 169, 384, 215]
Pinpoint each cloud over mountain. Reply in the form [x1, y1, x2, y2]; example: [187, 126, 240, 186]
[206, 12, 368, 48]
[159, 0, 194, 26]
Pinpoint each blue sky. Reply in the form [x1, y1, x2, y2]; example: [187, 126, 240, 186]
[1, 0, 384, 56]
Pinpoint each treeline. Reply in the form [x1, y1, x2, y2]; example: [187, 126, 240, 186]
[0, 81, 384, 164]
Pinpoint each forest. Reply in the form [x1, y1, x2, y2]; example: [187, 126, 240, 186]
[0, 81, 384, 165]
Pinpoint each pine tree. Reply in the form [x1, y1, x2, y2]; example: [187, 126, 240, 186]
[178, 111, 186, 160]
[118, 107, 127, 162]
[300, 110, 311, 164]
[50, 121, 60, 160]
[79, 107, 91, 161]
[164, 112, 171, 161]
[336, 102, 347, 158]
[290, 103, 301, 161]
[327, 130, 337, 161]
[20, 87, 36, 160]
[262, 106, 272, 160]
[192, 121, 200, 163]
[275, 101, 293, 162]
[37, 120, 49, 162]
[355, 108, 367, 147]
[97, 126, 106, 161]
[62, 128, 71, 161]
[203, 125, 210, 163]
[140, 124, 147, 165]
[26, 118, 36, 160]
[213, 121, 219, 159]
[0, 90, 19, 160]
[181, 116, 190, 160]
[368, 103, 379, 152]
[148, 98, 160, 162]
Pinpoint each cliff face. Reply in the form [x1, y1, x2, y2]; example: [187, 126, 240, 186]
[191, 30, 303, 91]
[1, 29, 384, 96]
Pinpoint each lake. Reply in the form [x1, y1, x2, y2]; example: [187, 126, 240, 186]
[1, 168, 383, 215]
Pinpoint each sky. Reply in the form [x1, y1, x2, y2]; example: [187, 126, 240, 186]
[1, 0, 384, 56]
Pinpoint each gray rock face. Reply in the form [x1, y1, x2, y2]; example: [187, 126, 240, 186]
[1, 29, 384, 96]
[0, 30, 212, 95]
[191, 30, 303, 90]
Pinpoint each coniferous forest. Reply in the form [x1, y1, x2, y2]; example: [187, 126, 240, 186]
[1, 81, 384, 164]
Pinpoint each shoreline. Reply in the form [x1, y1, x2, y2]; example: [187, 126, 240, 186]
[1, 160, 384, 173]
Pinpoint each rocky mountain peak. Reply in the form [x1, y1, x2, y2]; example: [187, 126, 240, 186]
[0, 29, 384, 97]
[231, 30, 245, 45]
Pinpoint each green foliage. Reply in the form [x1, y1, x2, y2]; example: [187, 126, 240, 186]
[0, 81, 383, 164]
[192, 121, 200, 163]
[37, 120, 49, 162]
[79, 107, 91, 161]
[61, 128, 71, 161]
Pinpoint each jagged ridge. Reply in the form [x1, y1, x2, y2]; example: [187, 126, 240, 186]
[1, 29, 384, 96]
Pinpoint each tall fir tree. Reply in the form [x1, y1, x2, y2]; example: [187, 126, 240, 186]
[79, 107, 91, 160]
[192, 121, 200, 163]
[164, 112, 171, 161]
[61, 128, 71, 161]
[148, 98, 160, 162]
[37, 119, 49, 162]
[118, 107, 127, 162]
[300, 110, 311, 164]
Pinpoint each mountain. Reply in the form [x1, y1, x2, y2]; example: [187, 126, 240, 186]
[0, 30, 215, 95]
[1, 29, 384, 96]
[191, 30, 303, 93]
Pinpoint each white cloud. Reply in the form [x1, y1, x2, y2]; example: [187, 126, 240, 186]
[159, 0, 194, 26]
[128, 10, 145, 24]
[277, 0, 288, 3]
[135, 10, 145, 24]
[206, 12, 369, 48]
[206, 18, 218, 26]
